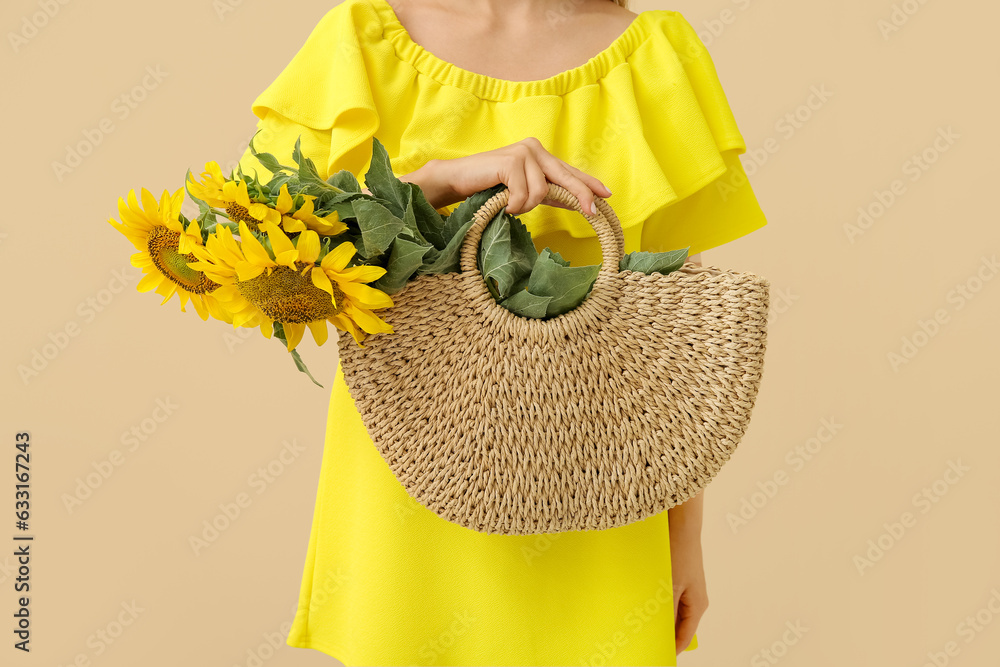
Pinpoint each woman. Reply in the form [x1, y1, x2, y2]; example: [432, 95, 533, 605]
[239, 0, 768, 663]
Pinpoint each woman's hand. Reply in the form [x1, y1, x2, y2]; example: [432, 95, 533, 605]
[669, 489, 708, 655]
[404, 137, 613, 216]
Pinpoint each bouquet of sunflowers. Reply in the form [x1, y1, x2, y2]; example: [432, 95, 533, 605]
[109, 135, 690, 386]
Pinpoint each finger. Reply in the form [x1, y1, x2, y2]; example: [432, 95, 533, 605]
[537, 155, 600, 216]
[674, 606, 698, 655]
[522, 156, 550, 213]
[503, 154, 529, 215]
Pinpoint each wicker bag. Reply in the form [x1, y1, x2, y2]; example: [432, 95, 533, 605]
[338, 182, 770, 535]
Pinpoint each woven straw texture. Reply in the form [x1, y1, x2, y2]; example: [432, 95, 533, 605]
[339, 183, 770, 535]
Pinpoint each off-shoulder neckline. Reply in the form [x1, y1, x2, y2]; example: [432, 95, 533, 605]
[365, 0, 670, 102]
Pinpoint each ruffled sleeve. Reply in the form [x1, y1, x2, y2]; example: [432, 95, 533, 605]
[237, 0, 381, 181]
[624, 11, 768, 256]
[236, 0, 767, 257]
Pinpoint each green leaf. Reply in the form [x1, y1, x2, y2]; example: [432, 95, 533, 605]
[327, 169, 361, 191]
[370, 236, 433, 295]
[271, 322, 324, 388]
[501, 287, 553, 318]
[415, 184, 506, 275]
[417, 213, 480, 274]
[478, 212, 536, 299]
[619, 247, 690, 275]
[363, 137, 410, 218]
[289, 135, 346, 197]
[350, 198, 407, 259]
[408, 182, 450, 249]
[526, 248, 602, 317]
[398, 187, 430, 247]
[248, 130, 298, 174]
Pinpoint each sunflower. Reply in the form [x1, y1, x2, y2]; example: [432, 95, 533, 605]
[186, 161, 277, 232]
[108, 187, 229, 322]
[272, 183, 347, 236]
[187, 162, 346, 237]
[188, 221, 394, 350]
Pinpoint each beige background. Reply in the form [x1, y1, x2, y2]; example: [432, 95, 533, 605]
[2, 0, 999, 664]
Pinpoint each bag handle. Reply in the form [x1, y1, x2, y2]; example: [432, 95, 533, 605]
[458, 182, 625, 286]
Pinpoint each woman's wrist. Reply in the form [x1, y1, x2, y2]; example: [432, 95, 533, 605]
[668, 489, 705, 540]
[398, 159, 458, 211]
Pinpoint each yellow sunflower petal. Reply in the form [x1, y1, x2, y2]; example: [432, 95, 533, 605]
[337, 281, 394, 309]
[237, 221, 274, 267]
[235, 261, 266, 282]
[296, 230, 321, 264]
[205, 161, 224, 183]
[157, 281, 178, 305]
[275, 250, 300, 268]
[306, 319, 329, 346]
[189, 295, 209, 321]
[330, 313, 366, 348]
[137, 271, 163, 293]
[320, 241, 357, 272]
[169, 187, 185, 216]
[233, 306, 262, 328]
[276, 184, 294, 215]
[333, 265, 387, 283]
[284, 322, 306, 351]
[130, 252, 153, 269]
[263, 220, 296, 257]
[140, 188, 160, 217]
[345, 304, 395, 335]
[281, 216, 307, 233]
[259, 320, 273, 339]
[234, 180, 252, 208]
[311, 267, 334, 298]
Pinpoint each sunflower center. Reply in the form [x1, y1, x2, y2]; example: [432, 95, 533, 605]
[235, 263, 344, 323]
[225, 201, 260, 231]
[147, 226, 219, 294]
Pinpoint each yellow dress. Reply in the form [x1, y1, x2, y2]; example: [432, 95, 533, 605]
[237, 0, 768, 663]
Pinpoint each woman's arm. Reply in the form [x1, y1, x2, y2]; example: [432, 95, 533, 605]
[669, 488, 708, 654]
